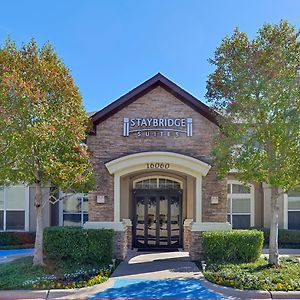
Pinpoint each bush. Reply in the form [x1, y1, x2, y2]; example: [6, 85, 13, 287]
[251, 228, 300, 247]
[0, 232, 35, 247]
[278, 229, 300, 247]
[43, 227, 114, 266]
[202, 230, 264, 263]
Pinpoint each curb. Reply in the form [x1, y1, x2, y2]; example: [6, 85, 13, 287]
[271, 291, 300, 299]
[1, 278, 300, 299]
[200, 278, 272, 299]
[200, 277, 300, 299]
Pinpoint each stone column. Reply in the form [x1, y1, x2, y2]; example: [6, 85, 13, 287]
[189, 231, 203, 261]
[183, 219, 193, 250]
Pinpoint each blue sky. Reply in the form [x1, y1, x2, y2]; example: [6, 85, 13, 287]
[0, 0, 299, 112]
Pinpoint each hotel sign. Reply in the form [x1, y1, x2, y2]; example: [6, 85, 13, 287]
[123, 117, 193, 137]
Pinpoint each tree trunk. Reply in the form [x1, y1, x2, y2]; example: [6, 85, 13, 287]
[33, 182, 45, 266]
[269, 185, 280, 266]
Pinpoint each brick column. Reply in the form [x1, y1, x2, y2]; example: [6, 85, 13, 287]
[113, 230, 128, 260]
[183, 219, 193, 251]
[189, 231, 203, 261]
[126, 225, 132, 250]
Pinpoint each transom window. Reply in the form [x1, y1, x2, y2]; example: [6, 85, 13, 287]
[288, 191, 300, 230]
[227, 181, 253, 229]
[133, 177, 182, 190]
[0, 185, 28, 231]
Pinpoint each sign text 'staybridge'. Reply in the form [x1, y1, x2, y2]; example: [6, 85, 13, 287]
[123, 117, 193, 137]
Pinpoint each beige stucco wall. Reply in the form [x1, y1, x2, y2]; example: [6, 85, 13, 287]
[29, 186, 51, 231]
[263, 185, 285, 229]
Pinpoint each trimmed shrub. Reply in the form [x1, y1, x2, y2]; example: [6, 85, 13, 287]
[43, 226, 114, 266]
[0, 232, 35, 247]
[202, 230, 264, 263]
[278, 229, 300, 247]
[251, 228, 300, 247]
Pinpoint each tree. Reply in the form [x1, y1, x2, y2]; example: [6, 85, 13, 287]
[0, 39, 94, 266]
[206, 20, 300, 266]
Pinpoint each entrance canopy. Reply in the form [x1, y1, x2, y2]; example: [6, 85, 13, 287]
[105, 151, 211, 177]
[105, 151, 211, 223]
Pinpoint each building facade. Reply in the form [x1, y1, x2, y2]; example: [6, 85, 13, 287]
[1, 74, 299, 260]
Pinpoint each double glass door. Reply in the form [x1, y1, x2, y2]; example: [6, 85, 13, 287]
[133, 189, 182, 249]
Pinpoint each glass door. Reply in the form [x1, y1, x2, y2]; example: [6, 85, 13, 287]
[133, 189, 182, 249]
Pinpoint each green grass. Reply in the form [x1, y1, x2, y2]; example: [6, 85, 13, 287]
[0, 257, 47, 289]
[202, 257, 300, 291]
[0, 256, 111, 290]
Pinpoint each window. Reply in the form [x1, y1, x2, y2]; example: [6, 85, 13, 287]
[61, 193, 88, 227]
[227, 181, 253, 229]
[0, 186, 28, 231]
[288, 191, 300, 230]
[133, 177, 182, 189]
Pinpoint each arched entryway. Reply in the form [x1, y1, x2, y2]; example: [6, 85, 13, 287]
[105, 151, 211, 249]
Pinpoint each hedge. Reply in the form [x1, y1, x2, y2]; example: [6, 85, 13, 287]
[0, 232, 35, 247]
[202, 230, 264, 263]
[251, 228, 300, 247]
[43, 227, 114, 266]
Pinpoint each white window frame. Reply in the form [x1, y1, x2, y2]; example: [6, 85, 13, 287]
[227, 180, 254, 228]
[59, 192, 88, 227]
[0, 185, 29, 232]
[285, 192, 300, 230]
[133, 176, 183, 189]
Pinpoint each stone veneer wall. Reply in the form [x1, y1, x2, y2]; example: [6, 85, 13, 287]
[87, 86, 227, 224]
[113, 226, 132, 260]
[189, 231, 203, 261]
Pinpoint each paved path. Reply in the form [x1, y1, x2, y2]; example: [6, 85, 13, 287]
[111, 250, 201, 279]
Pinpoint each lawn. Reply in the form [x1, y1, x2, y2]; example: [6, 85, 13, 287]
[203, 257, 300, 291]
[0, 257, 111, 290]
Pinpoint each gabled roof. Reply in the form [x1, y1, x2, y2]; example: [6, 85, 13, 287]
[90, 73, 220, 134]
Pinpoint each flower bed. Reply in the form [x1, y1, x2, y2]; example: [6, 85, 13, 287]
[23, 267, 110, 289]
[0, 256, 117, 290]
[202, 257, 300, 291]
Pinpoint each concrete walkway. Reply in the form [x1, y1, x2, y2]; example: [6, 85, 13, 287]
[111, 250, 201, 279]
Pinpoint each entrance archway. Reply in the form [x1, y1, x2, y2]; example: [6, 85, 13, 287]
[105, 151, 211, 225]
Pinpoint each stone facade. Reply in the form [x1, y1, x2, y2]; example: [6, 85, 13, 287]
[183, 225, 190, 251]
[87, 86, 227, 223]
[113, 228, 132, 260]
[86, 77, 230, 260]
[189, 231, 203, 261]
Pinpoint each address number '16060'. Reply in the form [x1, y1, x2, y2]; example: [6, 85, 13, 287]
[146, 163, 170, 169]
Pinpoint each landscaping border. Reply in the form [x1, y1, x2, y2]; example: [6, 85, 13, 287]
[201, 277, 300, 299]
[1, 276, 300, 299]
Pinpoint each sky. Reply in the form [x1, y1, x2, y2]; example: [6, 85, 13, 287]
[0, 0, 299, 112]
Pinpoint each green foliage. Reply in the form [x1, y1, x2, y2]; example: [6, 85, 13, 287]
[0, 257, 47, 289]
[43, 227, 114, 266]
[0, 256, 111, 290]
[206, 20, 300, 192]
[0, 232, 35, 247]
[204, 257, 300, 291]
[253, 228, 300, 247]
[202, 230, 264, 263]
[0, 38, 94, 191]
